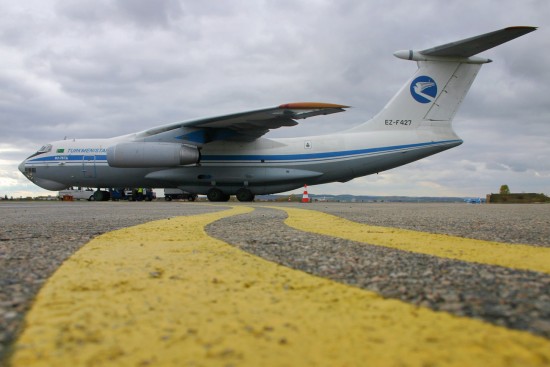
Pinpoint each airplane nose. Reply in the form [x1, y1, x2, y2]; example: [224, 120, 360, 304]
[18, 160, 26, 174]
[18, 158, 67, 190]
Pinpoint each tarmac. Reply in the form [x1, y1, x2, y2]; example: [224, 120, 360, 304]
[1, 201, 549, 366]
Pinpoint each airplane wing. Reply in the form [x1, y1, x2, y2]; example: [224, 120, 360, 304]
[419, 26, 536, 58]
[136, 102, 349, 143]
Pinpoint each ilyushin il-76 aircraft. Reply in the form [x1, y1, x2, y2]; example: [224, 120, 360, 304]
[20, 26, 536, 202]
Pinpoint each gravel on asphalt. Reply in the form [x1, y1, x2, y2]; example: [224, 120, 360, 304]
[0, 201, 226, 362]
[207, 204, 550, 339]
[1, 201, 549, 363]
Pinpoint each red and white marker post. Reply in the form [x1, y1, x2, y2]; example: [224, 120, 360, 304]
[301, 185, 310, 203]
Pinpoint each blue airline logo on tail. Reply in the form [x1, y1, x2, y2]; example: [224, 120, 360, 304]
[410, 76, 437, 103]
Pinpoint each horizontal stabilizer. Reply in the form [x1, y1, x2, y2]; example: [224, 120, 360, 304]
[420, 26, 536, 57]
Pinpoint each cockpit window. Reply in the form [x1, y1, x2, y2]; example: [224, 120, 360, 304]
[26, 144, 53, 159]
[37, 144, 52, 153]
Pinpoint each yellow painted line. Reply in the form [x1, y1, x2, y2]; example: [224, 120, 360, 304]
[275, 207, 550, 274]
[11, 206, 550, 366]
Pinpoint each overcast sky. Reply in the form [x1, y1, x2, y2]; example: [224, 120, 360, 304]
[1, 0, 548, 198]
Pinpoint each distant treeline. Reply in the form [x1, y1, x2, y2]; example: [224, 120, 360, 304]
[487, 193, 550, 204]
[259, 194, 468, 203]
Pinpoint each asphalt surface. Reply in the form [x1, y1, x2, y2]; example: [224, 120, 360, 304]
[0, 201, 225, 363]
[209, 205, 550, 337]
[1, 201, 549, 365]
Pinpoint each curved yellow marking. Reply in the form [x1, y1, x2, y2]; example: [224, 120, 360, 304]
[277, 207, 550, 274]
[11, 206, 550, 366]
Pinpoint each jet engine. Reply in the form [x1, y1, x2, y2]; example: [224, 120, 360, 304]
[107, 142, 200, 168]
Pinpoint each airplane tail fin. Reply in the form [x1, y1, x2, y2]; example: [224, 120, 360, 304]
[352, 26, 536, 132]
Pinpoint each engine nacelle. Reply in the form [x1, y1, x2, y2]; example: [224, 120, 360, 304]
[107, 142, 200, 168]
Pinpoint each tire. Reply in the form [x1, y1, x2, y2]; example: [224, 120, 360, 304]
[207, 188, 226, 202]
[236, 188, 255, 202]
[93, 191, 111, 201]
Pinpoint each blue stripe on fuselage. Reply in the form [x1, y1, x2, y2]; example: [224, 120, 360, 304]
[200, 140, 461, 162]
[26, 140, 461, 165]
[28, 155, 109, 163]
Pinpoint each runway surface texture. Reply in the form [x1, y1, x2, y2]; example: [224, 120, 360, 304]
[1, 201, 549, 366]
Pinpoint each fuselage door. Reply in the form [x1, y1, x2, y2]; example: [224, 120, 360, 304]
[82, 155, 96, 178]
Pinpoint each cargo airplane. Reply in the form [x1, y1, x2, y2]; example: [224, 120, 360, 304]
[19, 26, 535, 202]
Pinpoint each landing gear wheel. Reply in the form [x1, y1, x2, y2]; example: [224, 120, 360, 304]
[207, 188, 229, 202]
[92, 191, 111, 201]
[236, 188, 255, 202]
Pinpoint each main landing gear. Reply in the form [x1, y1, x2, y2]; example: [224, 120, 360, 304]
[236, 188, 255, 202]
[206, 188, 255, 202]
[207, 188, 230, 202]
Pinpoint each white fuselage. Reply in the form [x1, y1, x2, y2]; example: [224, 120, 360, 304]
[19, 125, 462, 195]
